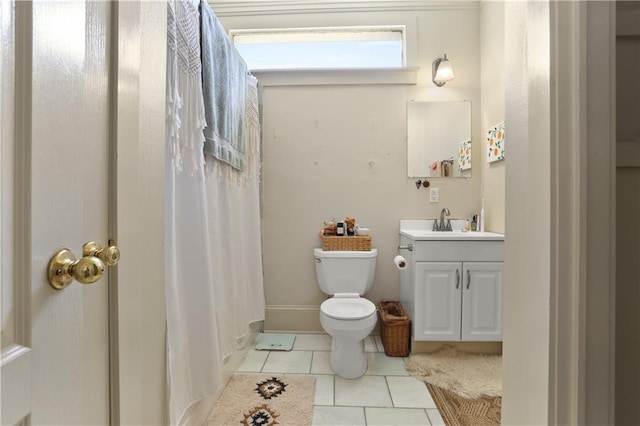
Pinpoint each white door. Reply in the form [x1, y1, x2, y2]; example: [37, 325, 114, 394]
[2, 1, 112, 424]
[414, 262, 461, 341]
[461, 262, 503, 341]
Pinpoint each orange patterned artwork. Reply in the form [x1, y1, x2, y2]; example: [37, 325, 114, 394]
[458, 139, 472, 171]
[486, 121, 505, 163]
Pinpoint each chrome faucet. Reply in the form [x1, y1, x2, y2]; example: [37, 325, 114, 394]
[432, 207, 452, 231]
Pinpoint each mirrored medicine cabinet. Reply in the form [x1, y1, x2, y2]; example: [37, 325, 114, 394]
[407, 100, 472, 178]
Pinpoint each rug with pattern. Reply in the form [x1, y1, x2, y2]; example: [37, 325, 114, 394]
[205, 374, 315, 425]
[427, 383, 501, 426]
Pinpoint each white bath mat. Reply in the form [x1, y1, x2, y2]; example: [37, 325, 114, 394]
[255, 333, 296, 351]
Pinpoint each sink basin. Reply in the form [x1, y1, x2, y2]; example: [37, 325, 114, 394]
[400, 220, 504, 241]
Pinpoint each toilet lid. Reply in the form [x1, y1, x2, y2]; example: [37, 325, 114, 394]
[321, 297, 376, 320]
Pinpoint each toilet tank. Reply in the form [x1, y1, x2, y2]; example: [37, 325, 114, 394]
[313, 248, 377, 295]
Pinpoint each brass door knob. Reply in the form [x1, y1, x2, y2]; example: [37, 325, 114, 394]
[48, 249, 106, 290]
[83, 240, 120, 267]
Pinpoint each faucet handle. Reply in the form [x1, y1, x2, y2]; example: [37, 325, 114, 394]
[446, 219, 452, 231]
[432, 220, 438, 231]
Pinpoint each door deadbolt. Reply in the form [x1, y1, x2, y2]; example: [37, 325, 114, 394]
[48, 249, 105, 290]
[83, 240, 120, 267]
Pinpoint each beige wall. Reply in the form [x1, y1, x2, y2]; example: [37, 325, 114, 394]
[219, 6, 487, 332]
[480, 1, 505, 234]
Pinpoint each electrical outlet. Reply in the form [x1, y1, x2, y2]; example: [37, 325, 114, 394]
[429, 187, 439, 203]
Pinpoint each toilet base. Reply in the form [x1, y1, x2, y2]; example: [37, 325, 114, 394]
[329, 337, 367, 379]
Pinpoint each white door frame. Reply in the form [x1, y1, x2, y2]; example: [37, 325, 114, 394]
[582, 2, 616, 423]
[547, 1, 616, 424]
[110, 1, 167, 424]
[504, 1, 616, 424]
[5, 0, 617, 423]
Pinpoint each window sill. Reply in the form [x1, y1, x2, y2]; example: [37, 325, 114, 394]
[252, 67, 419, 87]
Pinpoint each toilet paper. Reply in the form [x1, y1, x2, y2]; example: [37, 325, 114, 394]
[394, 255, 407, 270]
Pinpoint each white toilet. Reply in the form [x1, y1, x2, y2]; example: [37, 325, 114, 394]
[313, 248, 378, 379]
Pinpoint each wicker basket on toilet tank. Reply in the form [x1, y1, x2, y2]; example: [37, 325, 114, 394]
[321, 235, 372, 251]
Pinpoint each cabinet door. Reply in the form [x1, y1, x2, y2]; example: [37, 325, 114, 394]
[461, 262, 503, 341]
[415, 262, 462, 341]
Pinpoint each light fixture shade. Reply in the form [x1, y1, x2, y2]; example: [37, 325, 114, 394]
[432, 54, 455, 86]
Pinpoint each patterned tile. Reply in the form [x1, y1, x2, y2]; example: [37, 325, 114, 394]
[238, 333, 452, 426]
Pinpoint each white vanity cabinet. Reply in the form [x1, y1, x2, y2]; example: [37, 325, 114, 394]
[414, 261, 502, 341]
[460, 262, 503, 341]
[399, 231, 504, 342]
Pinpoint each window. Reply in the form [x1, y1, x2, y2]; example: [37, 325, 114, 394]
[230, 26, 405, 70]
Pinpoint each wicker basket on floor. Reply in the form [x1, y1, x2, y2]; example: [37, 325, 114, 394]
[321, 235, 372, 251]
[377, 301, 410, 357]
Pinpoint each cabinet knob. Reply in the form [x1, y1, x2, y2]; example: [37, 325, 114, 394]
[456, 269, 460, 289]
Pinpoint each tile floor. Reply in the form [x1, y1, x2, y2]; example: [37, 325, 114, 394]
[237, 333, 445, 426]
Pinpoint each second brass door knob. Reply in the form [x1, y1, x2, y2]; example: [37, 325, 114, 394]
[48, 249, 105, 290]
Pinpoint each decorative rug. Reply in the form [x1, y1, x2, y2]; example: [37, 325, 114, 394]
[405, 345, 502, 399]
[205, 374, 315, 426]
[427, 383, 501, 426]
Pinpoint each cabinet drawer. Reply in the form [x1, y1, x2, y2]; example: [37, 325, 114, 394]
[411, 241, 504, 262]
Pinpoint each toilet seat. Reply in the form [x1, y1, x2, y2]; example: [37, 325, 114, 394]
[320, 293, 376, 320]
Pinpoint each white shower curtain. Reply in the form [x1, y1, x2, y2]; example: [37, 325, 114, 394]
[165, 1, 265, 423]
[206, 75, 264, 360]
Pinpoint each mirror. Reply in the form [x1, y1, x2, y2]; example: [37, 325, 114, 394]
[407, 100, 471, 178]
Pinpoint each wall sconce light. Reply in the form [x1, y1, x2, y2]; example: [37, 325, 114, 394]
[432, 54, 455, 86]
